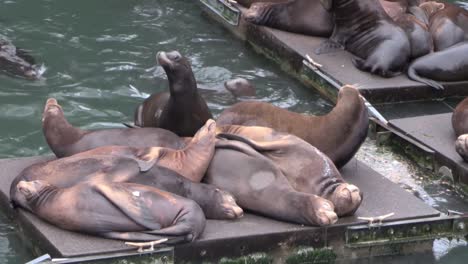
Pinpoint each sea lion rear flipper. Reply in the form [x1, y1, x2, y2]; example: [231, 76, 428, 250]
[100, 231, 168, 242]
[93, 182, 163, 230]
[315, 40, 343, 55]
[407, 65, 444, 90]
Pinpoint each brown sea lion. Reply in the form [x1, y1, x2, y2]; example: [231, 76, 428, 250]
[316, 0, 410, 77]
[243, 0, 334, 37]
[205, 137, 338, 226]
[216, 125, 363, 216]
[13, 120, 243, 220]
[407, 42, 468, 90]
[452, 97, 468, 137]
[455, 134, 468, 162]
[224, 78, 256, 97]
[216, 85, 369, 168]
[134, 51, 213, 137]
[419, 1, 468, 51]
[42, 98, 185, 158]
[12, 180, 205, 242]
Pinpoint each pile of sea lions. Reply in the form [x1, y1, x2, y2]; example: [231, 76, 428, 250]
[241, 0, 468, 89]
[10, 50, 368, 245]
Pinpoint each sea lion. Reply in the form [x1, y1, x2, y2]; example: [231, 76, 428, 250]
[452, 96, 468, 137]
[394, 11, 433, 59]
[407, 42, 468, 90]
[243, 0, 334, 37]
[316, 0, 410, 77]
[419, 1, 468, 51]
[205, 137, 338, 226]
[224, 78, 256, 97]
[216, 85, 369, 168]
[216, 125, 363, 216]
[134, 51, 213, 137]
[42, 98, 185, 158]
[12, 180, 205, 242]
[455, 134, 468, 162]
[0, 38, 43, 80]
[13, 120, 243, 220]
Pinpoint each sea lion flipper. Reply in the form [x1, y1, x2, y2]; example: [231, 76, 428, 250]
[94, 182, 163, 230]
[217, 133, 289, 152]
[407, 65, 444, 90]
[100, 231, 169, 242]
[315, 39, 343, 55]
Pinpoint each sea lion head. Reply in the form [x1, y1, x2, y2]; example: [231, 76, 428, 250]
[208, 188, 244, 219]
[14, 180, 52, 211]
[156, 50, 194, 93]
[42, 98, 63, 122]
[224, 78, 256, 97]
[337, 84, 360, 101]
[419, 1, 445, 18]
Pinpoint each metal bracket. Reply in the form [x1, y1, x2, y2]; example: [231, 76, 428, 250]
[199, 0, 240, 26]
[345, 216, 468, 248]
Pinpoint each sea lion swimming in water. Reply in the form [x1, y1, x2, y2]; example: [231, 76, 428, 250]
[216, 125, 363, 217]
[0, 38, 43, 80]
[224, 78, 256, 97]
[42, 98, 185, 158]
[217, 85, 368, 168]
[12, 180, 205, 242]
[134, 51, 213, 137]
[14, 120, 243, 220]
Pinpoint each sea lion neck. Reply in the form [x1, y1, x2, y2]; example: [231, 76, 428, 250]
[166, 66, 197, 98]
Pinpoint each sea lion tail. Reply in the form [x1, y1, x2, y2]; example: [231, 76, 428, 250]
[407, 65, 444, 90]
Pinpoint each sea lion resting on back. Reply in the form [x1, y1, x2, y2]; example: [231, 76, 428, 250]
[217, 85, 369, 168]
[134, 50, 213, 137]
[12, 180, 205, 243]
[16, 120, 243, 220]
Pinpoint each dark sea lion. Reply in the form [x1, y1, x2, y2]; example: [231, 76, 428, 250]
[394, 10, 433, 59]
[0, 38, 43, 80]
[419, 1, 468, 51]
[134, 51, 213, 137]
[205, 137, 338, 226]
[407, 42, 468, 90]
[217, 125, 363, 216]
[455, 134, 468, 162]
[13, 180, 205, 242]
[452, 97, 468, 137]
[224, 78, 256, 97]
[217, 85, 369, 168]
[13, 120, 243, 220]
[42, 98, 185, 158]
[244, 0, 334, 37]
[316, 0, 410, 77]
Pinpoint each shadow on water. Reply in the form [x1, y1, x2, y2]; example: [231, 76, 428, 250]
[0, 0, 467, 263]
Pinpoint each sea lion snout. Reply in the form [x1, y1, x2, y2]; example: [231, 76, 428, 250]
[156, 51, 181, 67]
[42, 98, 63, 122]
[244, 3, 268, 23]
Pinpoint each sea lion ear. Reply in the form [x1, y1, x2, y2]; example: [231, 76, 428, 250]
[320, 0, 333, 11]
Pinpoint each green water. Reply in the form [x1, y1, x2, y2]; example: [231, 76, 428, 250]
[0, 0, 467, 263]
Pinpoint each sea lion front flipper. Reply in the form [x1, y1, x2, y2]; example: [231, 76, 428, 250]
[315, 39, 343, 55]
[94, 182, 163, 230]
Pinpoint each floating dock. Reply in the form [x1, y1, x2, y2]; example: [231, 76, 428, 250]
[1, 156, 467, 263]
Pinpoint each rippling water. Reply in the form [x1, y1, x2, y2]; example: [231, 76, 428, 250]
[0, 0, 467, 263]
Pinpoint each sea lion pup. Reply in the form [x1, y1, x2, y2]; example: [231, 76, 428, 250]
[216, 125, 363, 216]
[216, 85, 369, 168]
[407, 42, 468, 90]
[0, 38, 43, 80]
[419, 1, 468, 51]
[243, 0, 334, 37]
[224, 78, 256, 97]
[134, 51, 213, 137]
[316, 0, 410, 77]
[205, 137, 338, 226]
[452, 97, 468, 137]
[12, 180, 205, 242]
[42, 98, 185, 158]
[13, 120, 243, 220]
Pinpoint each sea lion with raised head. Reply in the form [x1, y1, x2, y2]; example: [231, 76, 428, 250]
[12, 180, 205, 242]
[216, 125, 363, 216]
[217, 85, 368, 168]
[134, 51, 213, 137]
[42, 98, 185, 158]
[13, 120, 243, 220]
[205, 137, 338, 226]
[316, 0, 410, 77]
